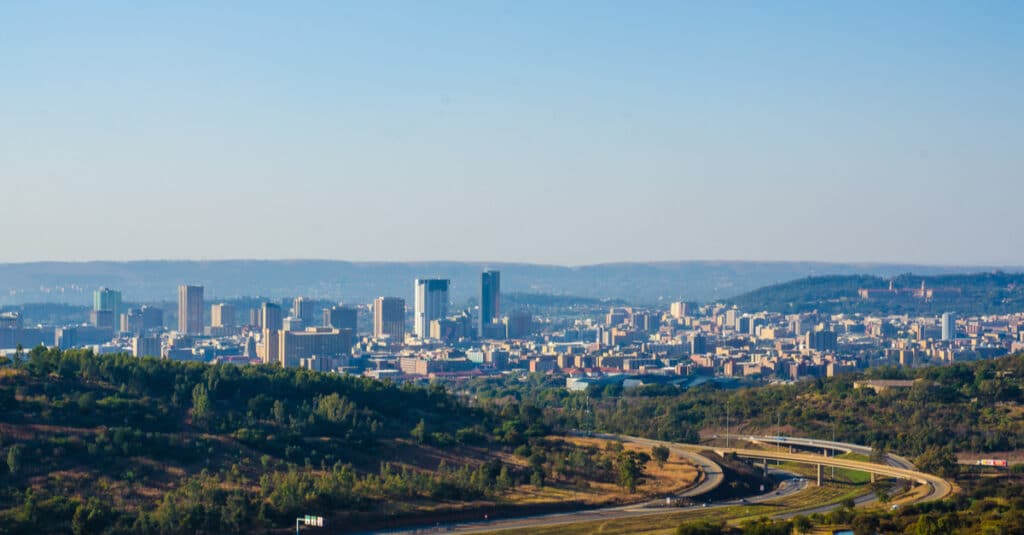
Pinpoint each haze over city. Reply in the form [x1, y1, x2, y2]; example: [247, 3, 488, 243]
[3, 1, 1022, 265]
[6, 2, 1024, 534]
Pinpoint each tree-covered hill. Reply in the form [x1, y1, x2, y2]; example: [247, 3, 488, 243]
[726, 271, 1024, 315]
[0, 348, 542, 534]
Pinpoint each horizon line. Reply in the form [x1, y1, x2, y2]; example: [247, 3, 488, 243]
[0, 258, 1021, 271]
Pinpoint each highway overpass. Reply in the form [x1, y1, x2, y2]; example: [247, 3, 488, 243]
[683, 445, 952, 503]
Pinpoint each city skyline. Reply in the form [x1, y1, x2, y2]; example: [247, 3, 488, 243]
[4, 2, 1023, 532]
[2, 2, 1022, 265]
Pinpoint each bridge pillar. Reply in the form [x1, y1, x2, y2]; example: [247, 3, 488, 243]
[871, 472, 876, 483]
[763, 458, 769, 475]
[817, 463, 823, 486]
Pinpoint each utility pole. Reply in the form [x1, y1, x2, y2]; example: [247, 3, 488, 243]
[726, 405, 730, 448]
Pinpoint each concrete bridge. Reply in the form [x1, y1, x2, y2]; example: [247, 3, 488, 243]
[686, 445, 952, 503]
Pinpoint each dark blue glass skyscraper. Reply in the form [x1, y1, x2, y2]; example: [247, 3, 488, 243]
[479, 270, 500, 338]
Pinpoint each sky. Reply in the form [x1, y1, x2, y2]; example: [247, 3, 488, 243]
[1, 1, 1022, 266]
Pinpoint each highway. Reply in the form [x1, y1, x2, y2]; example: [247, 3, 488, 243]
[588, 433, 724, 498]
[362, 435, 952, 534]
[371, 469, 805, 535]
[369, 434, 727, 535]
[733, 434, 917, 470]
[689, 446, 952, 504]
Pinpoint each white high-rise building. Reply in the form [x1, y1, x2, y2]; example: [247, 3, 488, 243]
[414, 279, 450, 338]
[941, 312, 956, 341]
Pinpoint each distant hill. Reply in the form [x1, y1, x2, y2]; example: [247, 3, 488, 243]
[0, 259, 1010, 306]
[727, 272, 1024, 315]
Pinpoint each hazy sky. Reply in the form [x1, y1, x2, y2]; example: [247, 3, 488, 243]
[2, 1, 1021, 266]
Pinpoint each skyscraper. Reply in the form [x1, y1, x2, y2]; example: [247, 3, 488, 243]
[373, 297, 405, 341]
[324, 305, 357, 332]
[177, 285, 204, 334]
[93, 287, 122, 331]
[211, 303, 236, 328]
[140, 305, 164, 330]
[414, 279, 449, 339]
[479, 270, 500, 338]
[941, 312, 956, 341]
[258, 302, 283, 365]
[293, 297, 318, 326]
[261, 302, 283, 332]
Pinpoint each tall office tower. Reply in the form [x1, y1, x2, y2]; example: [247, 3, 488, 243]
[93, 287, 122, 331]
[257, 302, 284, 365]
[121, 308, 144, 335]
[177, 285, 204, 334]
[941, 312, 957, 341]
[414, 279, 450, 338]
[324, 305, 358, 332]
[261, 302, 283, 332]
[479, 270, 501, 338]
[140, 305, 164, 330]
[669, 301, 690, 320]
[373, 297, 405, 341]
[89, 309, 115, 330]
[689, 333, 707, 355]
[259, 329, 280, 365]
[210, 303, 236, 328]
[293, 297, 319, 326]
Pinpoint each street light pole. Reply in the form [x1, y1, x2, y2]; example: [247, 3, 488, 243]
[832, 421, 836, 480]
[777, 411, 782, 451]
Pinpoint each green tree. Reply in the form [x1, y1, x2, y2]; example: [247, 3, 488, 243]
[496, 465, 512, 491]
[272, 400, 286, 423]
[530, 469, 544, 488]
[7, 444, 22, 475]
[616, 450, 646, 493]
[675, 520, 724, 535]
[411, 418, 426, 444]
[869, 440, 887, 464]
[191, 384, 212, 421]
[792, 515, 812, 534]
[652, 445, 670, 468]
[915, 446, 958, 478]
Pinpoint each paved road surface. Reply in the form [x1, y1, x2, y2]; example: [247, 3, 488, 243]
[361, 435, 951, 534]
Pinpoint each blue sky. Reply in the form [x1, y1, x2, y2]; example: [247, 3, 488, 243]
[1, 1, 1021, 265]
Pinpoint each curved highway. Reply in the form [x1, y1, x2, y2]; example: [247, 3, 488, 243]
[364, 435, 952, 534]
[688, 446, 952, 504]
[733, 434, 917, 470]
[589, 433, 724, 498]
